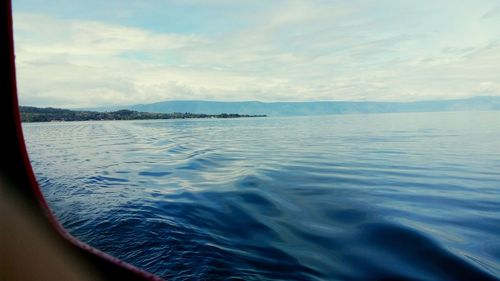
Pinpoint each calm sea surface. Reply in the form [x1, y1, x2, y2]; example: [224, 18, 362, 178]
[23, 112, 500, 280]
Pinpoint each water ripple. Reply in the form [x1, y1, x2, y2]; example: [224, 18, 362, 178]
[23, 112, 500, 280]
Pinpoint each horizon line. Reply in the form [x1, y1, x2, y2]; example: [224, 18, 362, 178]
[20, 95, 500, 109]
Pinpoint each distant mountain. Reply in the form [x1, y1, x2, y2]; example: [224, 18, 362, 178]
[88, 96, 500, 116]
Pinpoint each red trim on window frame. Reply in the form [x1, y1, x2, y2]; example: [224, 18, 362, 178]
[1, 1, 164, 280]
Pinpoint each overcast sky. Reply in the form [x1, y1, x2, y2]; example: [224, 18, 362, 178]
[13, 0, 500, 108]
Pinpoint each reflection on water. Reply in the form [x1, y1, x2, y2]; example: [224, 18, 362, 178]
[23, 112, 500, 280]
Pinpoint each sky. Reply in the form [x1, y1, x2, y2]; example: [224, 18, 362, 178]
[12, 0, 500, 108]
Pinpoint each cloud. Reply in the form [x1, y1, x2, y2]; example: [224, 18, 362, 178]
[12, 1, 500, 108]
[482, 2, 500, 18]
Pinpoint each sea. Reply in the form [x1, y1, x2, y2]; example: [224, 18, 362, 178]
[22, 111, 500, 280]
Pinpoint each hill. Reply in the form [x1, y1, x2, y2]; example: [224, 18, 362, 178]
[87, 96, 500, 116]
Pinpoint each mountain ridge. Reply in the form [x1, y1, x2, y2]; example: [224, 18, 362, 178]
[78, 96, 500, 116]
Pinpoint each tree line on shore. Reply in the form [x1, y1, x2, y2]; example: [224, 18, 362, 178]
[20, 106, 266, 122]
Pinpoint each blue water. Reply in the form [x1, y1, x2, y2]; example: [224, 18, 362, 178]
[23, 112, 500, 280]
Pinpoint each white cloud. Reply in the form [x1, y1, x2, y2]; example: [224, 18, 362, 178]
[13, 1, 500, 108]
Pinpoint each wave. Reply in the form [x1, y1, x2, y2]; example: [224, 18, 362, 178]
[24, 113, 500, 280]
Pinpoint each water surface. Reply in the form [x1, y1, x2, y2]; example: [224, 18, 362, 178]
[23, 112, 500, 280]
